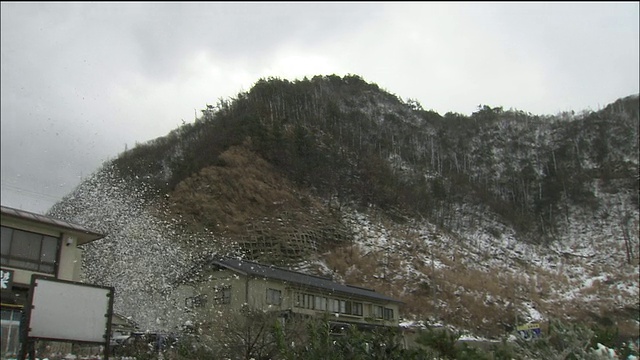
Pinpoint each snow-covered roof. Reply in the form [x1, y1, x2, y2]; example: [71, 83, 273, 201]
[1, 205, 104, 244]
[208, 256, 403, 304]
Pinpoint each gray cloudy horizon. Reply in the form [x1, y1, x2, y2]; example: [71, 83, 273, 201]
[2, 2, 639, 215]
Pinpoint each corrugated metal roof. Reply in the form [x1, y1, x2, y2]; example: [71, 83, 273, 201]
[1, 205, 104, 243]
[209, 256, 402, 303]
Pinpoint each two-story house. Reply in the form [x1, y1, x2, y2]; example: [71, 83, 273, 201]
[180, 256, 403, 334]
[0, 205, 105, 359]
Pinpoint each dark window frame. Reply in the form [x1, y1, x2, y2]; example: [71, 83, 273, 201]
[0, 226, 60, 275]
[1, 307, 22, 357]
[266, 288, 282, 305]
[373, 305, 384, 319]
[314, 296, 327, 311]
[213, 285, 231, 305]
[352, 302, 363, 316]
[303, 294, 314, 309]
[383, 307, 394, 320]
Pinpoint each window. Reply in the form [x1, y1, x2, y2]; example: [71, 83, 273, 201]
[1, 309, 22, 358]
[314, 296, 327, 311]
[0, 226, 59, 274]
[303, 294, 314, 309]
[296, 292, 331, 310]
[325, 299, 363, 315]
[329, 299, 340, 313]
[193, 294, 207, 307]
[294, 292, 313, 308]
[373, 305, 384, 319]
[266, 288, 281, 305]
[186, 294, 207, 308]
[213, 286, 231, 304]
[352, 302, 363, 316]
[383, 308, 394, 320]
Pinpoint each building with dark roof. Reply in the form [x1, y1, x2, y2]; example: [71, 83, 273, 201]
[1, 205, 104, 286]
[179, 255, 403, 332]
[1, 205, 105, 358]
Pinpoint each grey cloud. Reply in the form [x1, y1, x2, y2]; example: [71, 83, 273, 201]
[19, 2, 386, 81]
[1, 2, 638, 214]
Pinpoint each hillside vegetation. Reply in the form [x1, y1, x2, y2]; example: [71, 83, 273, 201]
[49, 75, 639, 341]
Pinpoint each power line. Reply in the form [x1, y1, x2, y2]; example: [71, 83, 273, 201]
[0, 183, 63, 202]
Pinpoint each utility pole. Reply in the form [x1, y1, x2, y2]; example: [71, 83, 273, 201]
[375, 244, 391, 291]
[432, 248, 436, 322]
[431, 232, 438, 324]
[512, 274, 518, 330]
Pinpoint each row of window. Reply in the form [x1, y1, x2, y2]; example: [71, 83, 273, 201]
[375, 305, 395, 321]
[295, 292, 364, 316]
[187, 287, 394, 321]
[187, 286, 232, 308]
[294, 292, 393, 320]
[1, 226, 59, 274]
[189, 286, 279, 308]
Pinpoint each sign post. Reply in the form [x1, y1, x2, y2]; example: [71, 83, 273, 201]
[19, 275, 114, 360]
[517, 322, 542, 340]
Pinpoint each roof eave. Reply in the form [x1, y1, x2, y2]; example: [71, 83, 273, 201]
[1, 205, 105, 243]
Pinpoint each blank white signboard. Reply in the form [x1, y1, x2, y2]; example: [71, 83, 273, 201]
[28, 277, 111, 343]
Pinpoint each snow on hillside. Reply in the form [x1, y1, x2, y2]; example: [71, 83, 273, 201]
[316, 202, 639, 336]
[48, 163, 638, 340]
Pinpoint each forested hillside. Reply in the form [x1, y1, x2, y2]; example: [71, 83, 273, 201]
[110, 75, 638, 243]
[48, 74, 639, 341]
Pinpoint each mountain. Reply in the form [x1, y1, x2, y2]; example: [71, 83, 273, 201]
[48, 74, 639, 340]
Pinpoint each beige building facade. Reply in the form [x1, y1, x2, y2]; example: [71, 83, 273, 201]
[1, 205, 105, 359]
[180, 257, 402, 333]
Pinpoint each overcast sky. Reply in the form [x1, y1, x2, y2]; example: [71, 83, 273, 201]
[1, 2, 638, 215]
